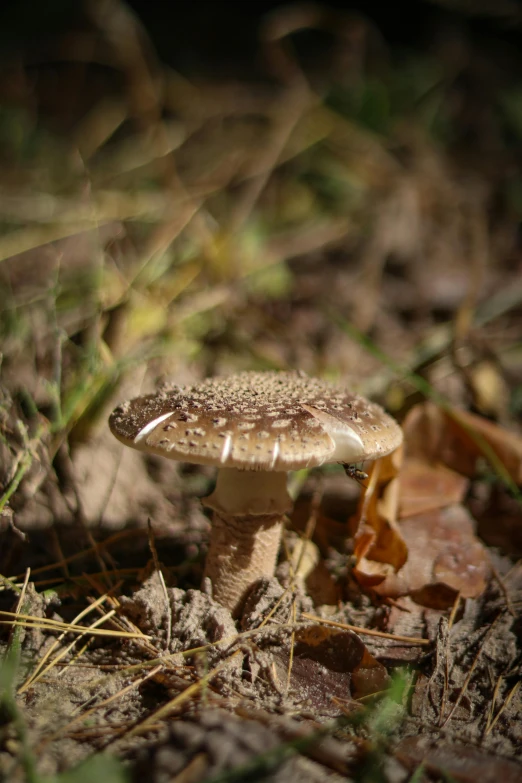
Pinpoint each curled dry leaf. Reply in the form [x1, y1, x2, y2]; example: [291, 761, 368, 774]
[351, 446, 408, 587]
[372, 504, 490, 605]
[362, 399, 518, 604]
[323, 399, 504, 599]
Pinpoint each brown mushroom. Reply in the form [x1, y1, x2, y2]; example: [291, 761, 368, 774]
[109, 370, 403, 616]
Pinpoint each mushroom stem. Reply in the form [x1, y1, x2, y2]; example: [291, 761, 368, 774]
[203, 468, 292, 616]
[204, 511, 284, 615]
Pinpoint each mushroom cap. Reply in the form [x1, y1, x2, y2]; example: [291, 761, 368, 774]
[109, 371, 403, 471]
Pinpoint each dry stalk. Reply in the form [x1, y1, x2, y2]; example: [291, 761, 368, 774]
[438, 593, 462, 724]
[301, 613, 431, 645]
[17, 592, 121, 693]
[485, 680, 521, 736]
[122, 650, 243, 740]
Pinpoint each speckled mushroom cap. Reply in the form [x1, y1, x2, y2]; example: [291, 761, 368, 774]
[109, 371, 403, 471]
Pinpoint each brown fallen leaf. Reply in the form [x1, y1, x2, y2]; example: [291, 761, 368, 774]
[471, 487, 522, 555]
[273, 624, 389, 714]
[372, 504, 490, 605]
[364, 400, 513, 604]
[399, 458, 469, 518]
[402, 401, 522, 484]
[351, 446, 408, 586]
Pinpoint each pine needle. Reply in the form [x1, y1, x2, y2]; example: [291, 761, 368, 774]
[301, 613, 431, 645]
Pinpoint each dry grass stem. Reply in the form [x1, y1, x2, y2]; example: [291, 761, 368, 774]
[41, 664, 164, 747]
[0, 611, 150, 640]
[485, 681, 521, 736]
[440, 614, 503, 728]
[20, 610, 120, 692]
[123, 651, 243, 740]
[301, 613, 431, 645]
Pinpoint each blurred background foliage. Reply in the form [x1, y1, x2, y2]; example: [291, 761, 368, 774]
[0, 0, 521, 457]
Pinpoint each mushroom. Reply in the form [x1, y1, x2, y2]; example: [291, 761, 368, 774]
[109, 371, 403, 616]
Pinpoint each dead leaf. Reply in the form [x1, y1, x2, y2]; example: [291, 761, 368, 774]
[399, 458, 469, 517]
[273, 624, 389, 713]
[351, 646, 392, 698]
[403, 401, 522, 484]
[352, 447, 408, 586]
[372, 504, 490, 605]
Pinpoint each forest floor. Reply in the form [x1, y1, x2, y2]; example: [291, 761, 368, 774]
[0, 2, 521, 781]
